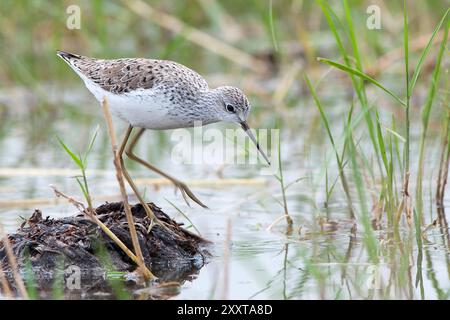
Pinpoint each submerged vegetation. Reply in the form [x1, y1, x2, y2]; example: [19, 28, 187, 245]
[0, 1, 449, 299]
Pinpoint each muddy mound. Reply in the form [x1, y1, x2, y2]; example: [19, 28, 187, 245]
[0, 202, 210, 297]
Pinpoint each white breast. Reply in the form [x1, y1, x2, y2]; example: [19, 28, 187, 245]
[81, 76, 187, 130]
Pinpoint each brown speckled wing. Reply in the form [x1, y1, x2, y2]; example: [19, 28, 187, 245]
[72, 58, 159, 94]
[58, 51, 209, 95]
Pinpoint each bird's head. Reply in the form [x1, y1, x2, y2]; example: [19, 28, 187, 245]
[213, 86, 270, 165]
[215, 86, 251, 124]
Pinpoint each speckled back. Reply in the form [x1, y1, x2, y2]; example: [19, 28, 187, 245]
[57, 51, 209, 95]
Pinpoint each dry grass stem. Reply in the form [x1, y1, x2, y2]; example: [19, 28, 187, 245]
[101, 97, 155, 280]
[0, 256, 13, 298]
[396, 172, 412, 227]
[50, 186, 143, 269]
[267, 214, 292, 232]
[0, 224, 28, 299]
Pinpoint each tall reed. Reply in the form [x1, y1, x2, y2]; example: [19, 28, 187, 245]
[316, 1, 449, 233]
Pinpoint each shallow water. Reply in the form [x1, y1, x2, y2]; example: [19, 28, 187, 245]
[0, 87, 449, 300]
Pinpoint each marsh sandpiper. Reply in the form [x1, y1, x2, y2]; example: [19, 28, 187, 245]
[57, 50, 270, 212]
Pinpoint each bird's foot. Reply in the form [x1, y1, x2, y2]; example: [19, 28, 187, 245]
[174, 181, 208, 209]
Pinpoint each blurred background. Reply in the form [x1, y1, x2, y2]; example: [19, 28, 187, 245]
[0, 0, 449, 299]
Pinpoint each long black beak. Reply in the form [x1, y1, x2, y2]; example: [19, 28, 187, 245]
[240, 121, 271, 165]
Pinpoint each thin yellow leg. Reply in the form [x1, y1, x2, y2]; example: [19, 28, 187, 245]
[118, 125, 160, 223]
[125, 128, 208, 208]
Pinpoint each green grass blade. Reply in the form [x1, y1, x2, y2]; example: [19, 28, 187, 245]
[384, 127, 406, 143]
[319, 0, 384, 178]
[83, 125, 100, 166]
[305, 73, 355, 218]
[413, 208, 423, 248]
[51, 257, 65, 300]
[24, 250, 38, 299]
[409, 8, 450, 95]
[76, 177, 89, 201]
[277, 129, 291, 220]
[391, 115, 403, 175]
[404, 0, 410, 99]
[421, 18, 449, 130]
[415, 19, 449, 221]
[304, 74, 337, 150]
[317, 0, 347, 55]
[342, 0, 363, 71]
[403, 0, 411, 174]
[317, 57, 407, 107]
[347, 136, 379, 263]
[268, 0, 278, 52]
[165, 198, 201, 236]
[375, 111, 389, 174]
[57, 136, 83, 169]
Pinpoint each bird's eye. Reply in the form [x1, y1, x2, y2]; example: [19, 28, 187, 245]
[226, 104, 235, 113]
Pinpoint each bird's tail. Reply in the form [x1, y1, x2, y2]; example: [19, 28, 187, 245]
[56, 50, 84, 64]
[56, 50, 96, 79]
